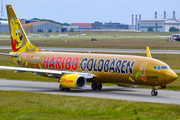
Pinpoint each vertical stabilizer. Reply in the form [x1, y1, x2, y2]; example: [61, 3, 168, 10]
[6, 5, 43, 53]
[146, 46, 152, 58]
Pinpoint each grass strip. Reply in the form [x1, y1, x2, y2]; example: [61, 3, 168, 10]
[0, 91, 180, 120]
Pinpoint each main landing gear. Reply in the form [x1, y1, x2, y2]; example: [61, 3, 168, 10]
[151, 90, 158, 96]
[59, 85, 70, 91]
[91, 83, 102, 90]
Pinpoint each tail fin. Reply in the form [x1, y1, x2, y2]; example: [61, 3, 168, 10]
[6, 5, 43, 53]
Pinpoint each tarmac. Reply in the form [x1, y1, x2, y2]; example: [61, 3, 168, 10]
[1, 79, 180, 105]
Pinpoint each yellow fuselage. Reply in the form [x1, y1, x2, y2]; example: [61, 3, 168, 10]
[13, 52, 177, 87]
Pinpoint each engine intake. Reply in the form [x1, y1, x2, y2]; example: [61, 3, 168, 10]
[60, 74, 86, 89]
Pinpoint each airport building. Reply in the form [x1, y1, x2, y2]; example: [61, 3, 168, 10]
[62, 25, 79, 32]
[133, 11, 180, 32]
[71, 21, 129, 31]
[0, 20, 9, 32]
[21, 20, 62, 33]
[71, 23, 92, 28]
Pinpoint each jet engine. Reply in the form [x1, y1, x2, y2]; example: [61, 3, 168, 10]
[60, 74, 86, 89]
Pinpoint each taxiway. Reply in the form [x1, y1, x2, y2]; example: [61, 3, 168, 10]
[0, 79, 180, 105]
[1, 46, 180, 54]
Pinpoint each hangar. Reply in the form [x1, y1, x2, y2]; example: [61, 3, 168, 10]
[21, 20, 62, 33]
[137, 11, 180, 32]
[139, 19, 180, 32]
[0, 20, 9, 32]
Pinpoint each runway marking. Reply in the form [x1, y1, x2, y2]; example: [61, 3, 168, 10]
[159, 95, 180, 99]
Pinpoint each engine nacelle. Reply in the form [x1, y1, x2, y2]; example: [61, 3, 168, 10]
[60, 74, 86, 89]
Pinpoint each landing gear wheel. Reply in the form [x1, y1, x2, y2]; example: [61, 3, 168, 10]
[151, 90, 158, 96]
[96, 83, 102, 90]
[91, 83, 102, 90]
[59, 85, 65, 91]
[65, 88, 70, 91]
[91, 83, 97, 90]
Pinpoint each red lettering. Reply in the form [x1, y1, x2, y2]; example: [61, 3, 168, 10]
[72, 57, 79, 71]
[60, 79, 73, 83]
[62, 57, 66, 70]
[56, 56, 62, 70]
[49, 56, 55, 69]
[43, 56, 50, 69]
[65, 57, 72, 70]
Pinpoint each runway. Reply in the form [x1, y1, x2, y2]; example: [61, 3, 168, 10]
[1, 46, 180, 54]
[1, 79, 180, 105]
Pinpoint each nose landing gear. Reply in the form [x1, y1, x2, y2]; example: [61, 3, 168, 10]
[151, 90, 158, 96]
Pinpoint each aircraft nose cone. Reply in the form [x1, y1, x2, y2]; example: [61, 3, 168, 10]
[166, 70, 178, 84]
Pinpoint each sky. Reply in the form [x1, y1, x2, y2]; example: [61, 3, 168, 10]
[2, 0, 180, 24]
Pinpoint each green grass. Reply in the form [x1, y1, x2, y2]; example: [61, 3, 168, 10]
[2, 31, 180, 50]
[0, 91, 180, 120]
[0, 31, 178, 37]
[2, 37, 180, 50]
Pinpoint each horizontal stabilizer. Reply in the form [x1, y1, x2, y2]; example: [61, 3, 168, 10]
[0, 53, 17, 57]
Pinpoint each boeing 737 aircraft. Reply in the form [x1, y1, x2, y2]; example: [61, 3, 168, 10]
[0, 5, 178, 96]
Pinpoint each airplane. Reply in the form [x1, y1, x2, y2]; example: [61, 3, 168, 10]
[0, 5, 178, 96]
[58, 33, 68, 37]
[29, 33, 41, 37]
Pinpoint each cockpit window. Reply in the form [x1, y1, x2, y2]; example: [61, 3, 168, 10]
[161, 66, 170, 69]
[153, 66, 170, 70]
[153, 66, 157, 70]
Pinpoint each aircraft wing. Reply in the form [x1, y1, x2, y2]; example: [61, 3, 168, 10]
[0, 53, 17, 57]
[0, 66, 94, 79]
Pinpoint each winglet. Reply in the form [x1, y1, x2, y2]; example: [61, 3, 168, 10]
[146, 46, 152, 58]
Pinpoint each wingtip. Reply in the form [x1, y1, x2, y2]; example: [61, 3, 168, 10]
[146, 46, 152, 58]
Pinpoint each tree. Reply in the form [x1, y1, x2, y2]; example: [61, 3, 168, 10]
[147, 27, 154, 32]
[48, 29, 52, 32]
[37, 29, 43, 32]
[69, 28, 74, 32]
[169, 27, 179, 32]
[62, 23, 71, 26]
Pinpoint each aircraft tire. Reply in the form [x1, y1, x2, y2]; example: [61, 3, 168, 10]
[96, 83, 102, 90]
[91, 83, 97, 90]
[59, 85, 65, 91]
[151, 90, 158, 96]
[65, 88, 70, 91]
